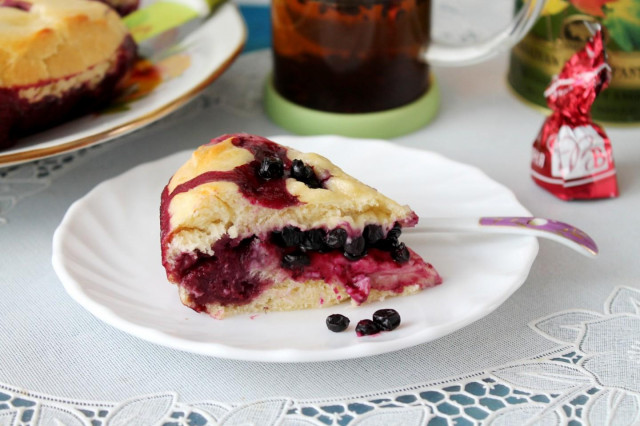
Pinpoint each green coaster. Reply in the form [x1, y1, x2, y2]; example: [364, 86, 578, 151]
[264, 75, 440, 139]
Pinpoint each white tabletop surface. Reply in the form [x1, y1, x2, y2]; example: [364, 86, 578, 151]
[1, 25, 639, 426]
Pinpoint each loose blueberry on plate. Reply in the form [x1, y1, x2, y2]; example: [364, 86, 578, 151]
[372, 308, 401, 331]
[326, 314, 350, 332]
[356, 319, 381, 336]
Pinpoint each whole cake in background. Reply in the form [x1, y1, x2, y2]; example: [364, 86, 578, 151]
[96, 0, 139, 16]
[0, 0, 137, 150]
[160, 133, 442, 319]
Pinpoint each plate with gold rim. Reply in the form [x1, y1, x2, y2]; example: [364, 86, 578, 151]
[53, 136, 538, 362]
[52, 135, 538, 362]
[0, 1, 245, 168]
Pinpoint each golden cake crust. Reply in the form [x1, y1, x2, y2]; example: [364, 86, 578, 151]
[164, 135, 417, 265]
[0, 0, 130, 86]
[179, 281, 422, 319]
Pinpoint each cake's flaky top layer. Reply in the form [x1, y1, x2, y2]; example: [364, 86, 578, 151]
[0, 0, 130, 86]
[162, 134, 418, 262]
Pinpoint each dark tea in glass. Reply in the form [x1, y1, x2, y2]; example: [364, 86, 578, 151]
[272, 0, 431, 113]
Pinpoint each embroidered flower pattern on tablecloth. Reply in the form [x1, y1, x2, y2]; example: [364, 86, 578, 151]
[1, 286, 638, 425]
[485, 286, 640, 425]
[0, 152, 90, 225]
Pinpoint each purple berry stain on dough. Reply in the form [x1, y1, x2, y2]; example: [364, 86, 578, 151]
[0, 0, 31, 11]
[166, 134, 302, 210]
[159, 135, 442, 314]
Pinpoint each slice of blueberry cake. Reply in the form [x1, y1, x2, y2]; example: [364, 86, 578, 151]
[0, 0, 136, 149]
[160, 134, 442, 319]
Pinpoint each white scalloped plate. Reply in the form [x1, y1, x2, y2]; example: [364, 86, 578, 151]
[0, 0, 245, 167]
[52, 136, 538, 362]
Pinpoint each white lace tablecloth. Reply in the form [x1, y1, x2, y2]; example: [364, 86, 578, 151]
[2, 5, 640, 424]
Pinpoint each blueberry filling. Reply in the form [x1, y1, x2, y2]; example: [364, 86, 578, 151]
[344, 236, 367, 260]
[387, 223, 402, 241]
[173, 225, 427, 309]
[175, 236, 269, 309]
[282, 250, 311, 269]
[271, 224, 410, 266]
[325, 228, 348, 249]
[356, 319, 380, 336]
[301, 229, 327, 251]
[273, 225, 304, 247]
[391, 242, 410, 264]
[326, 314, 350, 332]
[363, 224, 384, 245]
[374, 239, 395, 252]
[374, 222, 403, 252]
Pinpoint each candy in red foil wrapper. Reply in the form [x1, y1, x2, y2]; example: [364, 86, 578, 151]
[531, 29, 618, 200]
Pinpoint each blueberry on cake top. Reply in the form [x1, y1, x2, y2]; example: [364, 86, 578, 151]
[160, 134, 442, 319]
